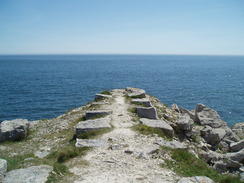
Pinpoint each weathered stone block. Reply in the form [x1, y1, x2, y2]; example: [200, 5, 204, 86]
[0, 119, 29, 143]
[137, 107, 158, 119]
[85, 110, 112, 120]
[76, 118, 111, 136]
[140, 118, 174, 137]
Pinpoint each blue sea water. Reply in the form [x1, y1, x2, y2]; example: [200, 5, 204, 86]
[0, 54, 244, 126]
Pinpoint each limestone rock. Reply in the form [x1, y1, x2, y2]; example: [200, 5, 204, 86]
[195, 104, 226, 128]
[132, 99, 152, 107]
[176, 114, 194, 131]
[178, 176, 214, 183]
[231, 122, 244, 139]
[155, 139, 186, 149]
[0, 119, 30, 143]
[3, 165, 53, 183]
[179, 107, 196, 121]
[171, 104, 180, 113]
[85, 110, 112, 120]
[140, 118, 174, 137]
[137, 107, 158, 119]
[76, 139, 108, 147]
[76, 117, 111, 136]
[0, 159, 7, 174]
[223, 127, 240, 142]
[230, 139, 244, 152]
[201, 126, 226, 144]
[94, 94, 112, 101]
[126, 87, 146, 98]
[213, 161, 226, 172]
[35, 151, 49, 159]
[225, 149, 244, 163]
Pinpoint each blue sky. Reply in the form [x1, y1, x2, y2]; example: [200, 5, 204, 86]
[0, 0, 244, 55]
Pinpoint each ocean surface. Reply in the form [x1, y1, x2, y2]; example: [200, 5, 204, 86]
[0, 55, 244, 126]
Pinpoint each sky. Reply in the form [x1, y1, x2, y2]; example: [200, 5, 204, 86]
[0, 0, 244, 55]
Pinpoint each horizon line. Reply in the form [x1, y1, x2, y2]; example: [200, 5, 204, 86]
[0, 53, 244, 57]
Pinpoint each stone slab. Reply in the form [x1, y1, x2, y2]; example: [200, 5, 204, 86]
[3, 165, 53, 183]
[140, 118, 174, 137]
[76, 117, 111, 136]
[76, 139, 108, 147]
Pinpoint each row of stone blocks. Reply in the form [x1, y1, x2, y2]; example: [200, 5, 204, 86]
[75, 93, 113, 147]
[126, 87, 175, 138]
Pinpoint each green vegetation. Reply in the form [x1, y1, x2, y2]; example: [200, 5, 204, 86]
[132, 124, 172, 140]
[161, 148, 241, 183]
[100, 90, 112, 95]
[76, 128, 112, 139]
[128, 107, 137, 113]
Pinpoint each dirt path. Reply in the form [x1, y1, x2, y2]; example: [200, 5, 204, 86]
[70, 89, 178, 183]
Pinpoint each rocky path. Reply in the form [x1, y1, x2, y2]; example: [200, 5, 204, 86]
[70, 89, 178, 183]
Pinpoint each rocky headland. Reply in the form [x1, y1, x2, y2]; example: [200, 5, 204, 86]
[0, 87, 243, 183]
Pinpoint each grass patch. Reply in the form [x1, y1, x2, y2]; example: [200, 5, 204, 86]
[100, 90, 112, 95]
[128, 107, 137, 113]
[76, 127, 112, 139]
[132, 124, 172, 140]
[162, 148, 242, 183]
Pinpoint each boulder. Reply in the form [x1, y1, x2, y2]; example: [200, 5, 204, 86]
[195, 104, 226, 128]
[223, 127, 240, 142]
[177, 176, 214, 183]
[231, 122, 244, 139]
[230, 139, 244, 152]
[76, 139, 108, 147]
[140, 118, 174, 137]
[76, 117, 111, 136]
[0, 119, 30, 143]
[155, 139, 186, 149]
[200, 127, 226, 144]
[94, 94, 112, 101]
[126, 87, 146, 98]
[132, 99, 152, 107]
[176, 114, 194, 131]
[0, 158, 7, 174]
[137, 107, 158, 119]
[213, 161, 226, 172]
[179, 107, 196, 121]
[3, 165, 53, 183]
[171, 104, 180, 113]
[85, 110, 112, 120]
[225, 149, 244, 163]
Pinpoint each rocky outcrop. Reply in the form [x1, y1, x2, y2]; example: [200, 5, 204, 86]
[140, 118, 174, 137]
[195, 104, 226, 128]
[3, 165, 53, 183]
[137, 107, 158, 119]
[176, 114, 194, 131]
[85, 110, 112, 120]
[230, 139, 244, 152]
[200, 127, 226, 145]
[76, 117, 111, 136]
[231, 122, 244, 139]
[132, 98, 152, 107]
[0, 119, 30, 143]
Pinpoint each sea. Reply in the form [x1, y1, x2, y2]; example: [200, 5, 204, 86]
[0, 54, 244, 126]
